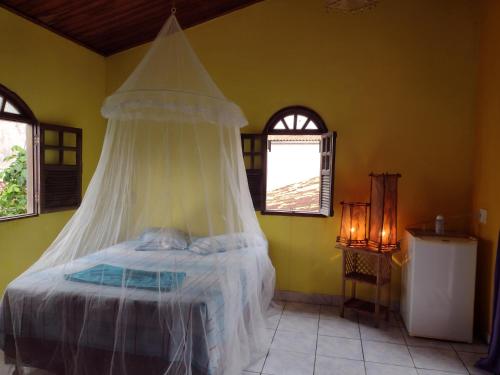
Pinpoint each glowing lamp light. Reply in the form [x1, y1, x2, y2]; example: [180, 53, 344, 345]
[337, 202, 369, 247]
[368, 173, 401, 252]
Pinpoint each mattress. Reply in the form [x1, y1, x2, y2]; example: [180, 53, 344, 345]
[0, 240, 269, 374]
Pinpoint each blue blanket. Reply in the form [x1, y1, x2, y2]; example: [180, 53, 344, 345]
[64, 264, 186, 292]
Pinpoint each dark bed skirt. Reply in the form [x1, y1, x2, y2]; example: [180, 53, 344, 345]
[3, 335, 208, 375]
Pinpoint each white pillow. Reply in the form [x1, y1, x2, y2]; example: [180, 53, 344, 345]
[136, 227, 188, 251]
[188, 233, 264, 255]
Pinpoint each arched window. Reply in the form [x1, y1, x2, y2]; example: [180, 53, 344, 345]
[0, 84, 83, 221]
[242, 106, 336, 217]
[0, 83, 38, 220]
[264, 106, 327, 134]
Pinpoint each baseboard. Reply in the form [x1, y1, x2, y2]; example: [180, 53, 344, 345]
[274, 290, 342, 306]
[274, 289, 400, 311]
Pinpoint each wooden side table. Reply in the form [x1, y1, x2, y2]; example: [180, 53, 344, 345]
[337, 245, 397, 327]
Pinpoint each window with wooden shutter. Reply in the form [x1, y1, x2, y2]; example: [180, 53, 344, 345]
[320, 132, 337, 217]
[0, 83, 38, 222]
[39, 123, 82, 213]
[240, 106, 336, 217]
[241, 133, 264, 210]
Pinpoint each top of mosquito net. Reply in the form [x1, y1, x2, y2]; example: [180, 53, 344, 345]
[102, 15, 247, 127]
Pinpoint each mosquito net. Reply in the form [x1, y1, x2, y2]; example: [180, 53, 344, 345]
[0, 15, 275, 375]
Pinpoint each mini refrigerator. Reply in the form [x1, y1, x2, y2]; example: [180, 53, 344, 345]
[401, 230, 478, 343]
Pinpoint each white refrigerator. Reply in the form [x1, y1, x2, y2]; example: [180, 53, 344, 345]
[401, 230, 478, 343]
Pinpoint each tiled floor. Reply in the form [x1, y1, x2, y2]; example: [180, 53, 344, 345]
[0, 301, 492, 375]
[244, 301, 491, 375]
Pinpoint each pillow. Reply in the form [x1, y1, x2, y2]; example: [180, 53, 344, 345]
[136, 227, 189, 251]
[188, 233, 264, 255]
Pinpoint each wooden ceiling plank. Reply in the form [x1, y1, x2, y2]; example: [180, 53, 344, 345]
[68, 3, 168, 38]
[103, 0, 263, 55]
[56, 1, 164, 34]
[0, 0, 263, 56]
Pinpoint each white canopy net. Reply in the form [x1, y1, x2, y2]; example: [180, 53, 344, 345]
[0, 15, 275, 375]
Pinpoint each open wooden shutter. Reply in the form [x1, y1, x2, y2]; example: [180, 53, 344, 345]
[38, 123, 82, 213]
[241, 134, 264, 211]
[320, 132, 337, 216]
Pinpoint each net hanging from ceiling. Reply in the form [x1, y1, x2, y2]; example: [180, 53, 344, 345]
[0, 15, 275, 375]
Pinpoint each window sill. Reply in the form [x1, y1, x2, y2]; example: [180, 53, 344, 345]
[0, 213, 38, 223]
[261, 210, 327, 218]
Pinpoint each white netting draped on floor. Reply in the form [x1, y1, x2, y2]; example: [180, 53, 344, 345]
[0, 15, 275, 375]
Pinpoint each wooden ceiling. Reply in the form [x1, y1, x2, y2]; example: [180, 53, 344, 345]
[0, 0, 262, 56]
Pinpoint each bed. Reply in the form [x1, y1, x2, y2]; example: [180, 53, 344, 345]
[0, 235, 274, 375]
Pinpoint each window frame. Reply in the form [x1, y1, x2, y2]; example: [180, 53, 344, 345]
[0, 84, 83, 222]
[259, 106, 336, 218]
[0, 83, 39, 223]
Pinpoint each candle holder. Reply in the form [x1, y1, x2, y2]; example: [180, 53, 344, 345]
[337, 202, 369, 247]
[367, 173, 401, 252]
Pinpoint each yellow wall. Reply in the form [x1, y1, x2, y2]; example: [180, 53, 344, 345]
[1, 0, 490, 336]
[0, 8, 106, 291]
[107, 0, 479, 304]
[472, 0, 500, 339]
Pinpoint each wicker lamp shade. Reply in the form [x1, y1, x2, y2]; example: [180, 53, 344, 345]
[337, 202, 369, 247]
[368, 173, 401, 251]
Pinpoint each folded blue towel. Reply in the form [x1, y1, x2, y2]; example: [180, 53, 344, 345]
[64, 264, 186, 292]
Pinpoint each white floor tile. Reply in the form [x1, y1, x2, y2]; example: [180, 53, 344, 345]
[363, 341, 414, 367]
[409, 347, 467, 374]
[271, 300, 286, 310]
[278, 314, 318, 334]
[365, 362, 418, 375]
[266, 314, 281, 330]
[457, 351, 491, 375]
[358, 313, 400, 328]
[0, 363, 10, 375]
[417, 370, 465, 375]
[360, 324, 405, 345]
[402, 331, 453, 350]
[322, 306, 358, 321]
[317, 335, 363, 360]
[266, 305, 283, 329]
[320, 305, 340, 317]
[271, 330, 317, 354]
[315, 355, 366, 375]
[283, 302, 320, 318]
[262, 349, 315, 375]
[263, 328, 276, 349]
[245, 353, 267, 373]
[319, 316, 360, 339]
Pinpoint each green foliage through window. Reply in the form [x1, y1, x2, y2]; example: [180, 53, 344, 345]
[0, 145, 28, 217]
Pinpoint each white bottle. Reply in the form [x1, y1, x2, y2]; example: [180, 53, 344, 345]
[435, 215, 445, 235]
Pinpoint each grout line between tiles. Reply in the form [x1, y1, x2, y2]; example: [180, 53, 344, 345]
[312, 307, 320, 375]
[260, 303, 285, 375]
[400, 321, 420, 370]
[450, 344, 472, 375]
[357, 313, 368, 375]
